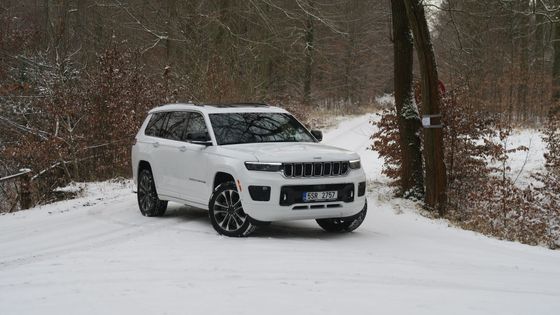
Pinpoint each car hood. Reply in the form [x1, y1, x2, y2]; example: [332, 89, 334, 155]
[219, 142, 359, 162]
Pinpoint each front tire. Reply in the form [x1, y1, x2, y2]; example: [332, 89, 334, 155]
[316, 201, 367, 233]
[137, 168, 167, 217]
[209, 182, 256, 237]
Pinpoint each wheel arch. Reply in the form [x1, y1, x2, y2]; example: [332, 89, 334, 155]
[138, 160, 152, 172]
[133, 160, 152, 189]
[213, 171, 235, 190]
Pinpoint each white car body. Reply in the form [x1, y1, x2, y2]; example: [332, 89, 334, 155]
[131, 103, 367, 222]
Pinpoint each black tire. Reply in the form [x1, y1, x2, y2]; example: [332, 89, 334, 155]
[137, 168, 167, 217]
[209, 181, 256, 237]
[316, 201, 367, 233]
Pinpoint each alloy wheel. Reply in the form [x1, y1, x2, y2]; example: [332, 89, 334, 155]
[212, 189, 247, 232]
[138, 172, 156, 214]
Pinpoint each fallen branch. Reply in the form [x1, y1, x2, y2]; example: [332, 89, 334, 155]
[0, 168, 32, 182]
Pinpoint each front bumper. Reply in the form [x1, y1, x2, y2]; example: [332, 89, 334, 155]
[238, 169, 367, 222]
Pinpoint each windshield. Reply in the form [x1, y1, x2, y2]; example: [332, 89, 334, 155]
[209, 112, 316, 145]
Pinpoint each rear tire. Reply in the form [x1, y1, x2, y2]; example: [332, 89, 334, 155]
[137, 168, 167, 217]
[209, 182, 256, 237]
[316, 201, 367, 233]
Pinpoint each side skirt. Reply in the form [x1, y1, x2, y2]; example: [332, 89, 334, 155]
[159, 194, 209, 211]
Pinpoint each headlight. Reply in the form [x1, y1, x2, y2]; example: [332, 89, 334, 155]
[245, 162, 283, 172]
[349, 159, 361, 169]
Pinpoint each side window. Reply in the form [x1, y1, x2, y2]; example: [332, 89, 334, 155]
[184, 112, 209, 140]
[160, 111, 189, 141]
[145, 112, 168, 137]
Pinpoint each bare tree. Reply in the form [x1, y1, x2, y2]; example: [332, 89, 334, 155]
[404, 0, 447, 213]
[390, 0, 424, 198]
[552, 13, 560, 105]
[303, 0, 315, 105]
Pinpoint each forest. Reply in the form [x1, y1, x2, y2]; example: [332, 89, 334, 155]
[1, 0, 559, 247]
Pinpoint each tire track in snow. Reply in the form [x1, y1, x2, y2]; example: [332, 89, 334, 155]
[0, 197, 223, 271]
[323, 114, 376, 153]
[0, 200, 206, 271]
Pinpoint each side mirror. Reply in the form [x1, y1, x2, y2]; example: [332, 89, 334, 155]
[186, 132, 212, 146]
[311, 129, 323, 142]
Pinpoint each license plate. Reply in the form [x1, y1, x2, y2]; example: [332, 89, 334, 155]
[303, 191, 338, 202]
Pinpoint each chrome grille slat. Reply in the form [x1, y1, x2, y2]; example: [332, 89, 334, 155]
[333, 161, 341, 175]
[304, 163, 313, 177]
[311, 163, 315, 176]
[282, 161, 349, 178]
[295, 163, 303, 177]
[313, 162, 322, 176]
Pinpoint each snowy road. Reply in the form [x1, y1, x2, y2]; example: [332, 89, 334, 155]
[1, 114, 559, 315]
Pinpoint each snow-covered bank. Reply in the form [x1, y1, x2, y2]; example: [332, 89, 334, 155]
[504, 129, 547, 187]
[1, 114, 559, 315]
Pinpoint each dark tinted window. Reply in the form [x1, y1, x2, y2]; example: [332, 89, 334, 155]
[185, 112, 209, 140]
[209, 113, 315, 145]
[145, 112, 168, 137]
[161, 111, 189, 140]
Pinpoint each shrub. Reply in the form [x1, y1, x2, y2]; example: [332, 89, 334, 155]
[373, 87, 559, 247]
[1, 47, 171, 210]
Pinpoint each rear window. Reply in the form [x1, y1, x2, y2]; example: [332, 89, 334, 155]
[145, 112, 168, 137]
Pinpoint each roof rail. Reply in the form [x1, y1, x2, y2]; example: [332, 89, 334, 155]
[229, 102, 268, 106]
[177, 100, 200, 106]
[201, 102, 269, 107]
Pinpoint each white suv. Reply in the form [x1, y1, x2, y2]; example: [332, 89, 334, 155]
[132, 103, 367, 237]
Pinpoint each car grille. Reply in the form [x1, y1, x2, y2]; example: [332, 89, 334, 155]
[282, 161, 349, 178]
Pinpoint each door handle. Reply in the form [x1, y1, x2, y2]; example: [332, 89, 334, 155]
[152, 142, 160, 148]
[179, 146, 187, 152]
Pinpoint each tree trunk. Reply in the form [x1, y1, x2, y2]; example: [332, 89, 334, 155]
[93, 3, 103, 52]
[404, 0, 447, 214]
[166, 0, 178, 65]
[518, 11, 529, 123]
[552, 16, 560, 105]
[534, 2, 547, 118]
[391, 0, 424, 198]
[41, 0, 50, 48]
[303, 0, 314, 105]
[19, 172, 33, 210]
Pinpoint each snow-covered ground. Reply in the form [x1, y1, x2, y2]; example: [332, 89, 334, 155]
[1, 115, 559, 315]
[503, 129, 547, 188]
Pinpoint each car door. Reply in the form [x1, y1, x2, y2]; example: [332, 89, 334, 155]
[178, 111, 211, 205]
[157, 111, 190, 198]
[143, 112, 172, 196]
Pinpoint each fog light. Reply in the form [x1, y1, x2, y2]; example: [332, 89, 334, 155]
[358, 182, 366, 196]
[248, 186, 271, 201]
